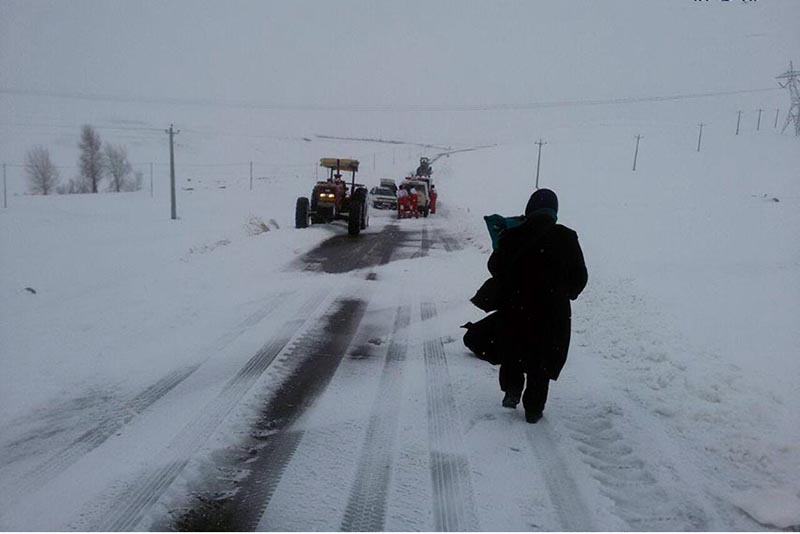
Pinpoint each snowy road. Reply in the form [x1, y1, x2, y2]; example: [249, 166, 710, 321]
[160, 219, 483, 532]
[0, 206, 793, 531]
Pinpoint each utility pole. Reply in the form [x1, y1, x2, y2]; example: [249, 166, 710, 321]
[736, 110, 742, 135]
[756, 108, 763, 131]
[166, 124, 180, 220]
[250, 161, 253, 191]
[373, 153, 376, 173]
[3, 163, 7, 209]
[149, 162, 153, 198]
[697, 123, 704, 152]
[534, 139, 546, 189]
[632, 134, 643, 171]
[774, 108, 780, 129]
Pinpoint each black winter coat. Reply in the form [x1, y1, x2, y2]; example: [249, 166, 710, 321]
[487, 213, 588, 380]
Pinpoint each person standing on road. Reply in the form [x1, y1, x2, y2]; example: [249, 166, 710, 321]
[487, 188, 587, 423]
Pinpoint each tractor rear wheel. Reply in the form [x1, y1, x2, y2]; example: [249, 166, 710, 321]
[360, 199, 369, 229]
[348, 201, 362, 236]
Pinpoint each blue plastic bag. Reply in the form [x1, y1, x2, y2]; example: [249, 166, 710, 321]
[483, 214, 525, 250]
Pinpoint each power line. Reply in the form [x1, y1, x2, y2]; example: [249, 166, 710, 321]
[0, 121, 163, 134]
[0, 85, 781, 113]
[1, 110, 740, 151]
[1, 160, 315, 172]
[178, 161, 251, 168]
[314, 134, 450, 150]
[180, 127, 308, 142]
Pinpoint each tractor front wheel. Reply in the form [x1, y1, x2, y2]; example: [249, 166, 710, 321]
[295, 197, 310, 228]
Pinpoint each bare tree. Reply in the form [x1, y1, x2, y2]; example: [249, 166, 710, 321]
[78, 125, 103, 193]
[57, 177, 91, 195]
[104, 144, 133, 192]
[25, 146, 60, 195]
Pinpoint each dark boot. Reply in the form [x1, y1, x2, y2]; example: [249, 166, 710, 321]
[502, 391, 521, 408]
[499, 359, 525, 410]
[525, 410, 543, 424]
[522, 366, 550, 420]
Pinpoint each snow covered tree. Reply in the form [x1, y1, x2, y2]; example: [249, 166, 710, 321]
[24, 146, 60, 195]
[104, 144, 133, 192]
[78, 125, 103, 193]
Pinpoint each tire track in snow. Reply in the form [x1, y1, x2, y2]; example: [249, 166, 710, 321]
[525, 421, 595, 531]
[224, 298, 369, 532]
[171, 298, 369, 531]
[434, 228, 462, 252]
[421, 302, 479, 532]
[411, 226, 433, 259]
[340, 305, 411, 532]
[297, 224, 403, 274]
[6, 292, 292, 500]
[94, 289, 329, 532]
[18, 365, 199, 494]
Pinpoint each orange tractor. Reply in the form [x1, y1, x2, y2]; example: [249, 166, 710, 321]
[295, 158, 369, 236]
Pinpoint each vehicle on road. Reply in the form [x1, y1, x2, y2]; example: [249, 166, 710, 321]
[411, 158, 437, 214]
[415, 156, 433, 178]
[369, 186, 398, 210]
[295, 158, 369, 236]
[380, 178, 397, 195]
[413, 176, 437, 214]
[398, 178, 430, 218]
[397, 186, 418, 219]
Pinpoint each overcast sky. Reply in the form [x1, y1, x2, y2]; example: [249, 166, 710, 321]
[2, 0, 798, 109]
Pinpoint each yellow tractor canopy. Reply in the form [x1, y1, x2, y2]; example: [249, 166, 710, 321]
[319, 158, 359, 172]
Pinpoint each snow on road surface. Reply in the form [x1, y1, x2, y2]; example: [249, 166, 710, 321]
[1, 127, 799, 531]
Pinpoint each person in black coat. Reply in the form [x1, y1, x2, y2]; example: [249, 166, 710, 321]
[487, 188, 587, 423]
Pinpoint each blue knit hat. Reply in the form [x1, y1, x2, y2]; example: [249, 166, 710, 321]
[525, 188, 558, 220]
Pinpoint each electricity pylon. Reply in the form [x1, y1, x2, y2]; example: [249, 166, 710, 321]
[776, 61, 800, 136]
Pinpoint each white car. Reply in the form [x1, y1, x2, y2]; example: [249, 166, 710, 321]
[380, 179, 397, 195]
[369, 186, 398, 210]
